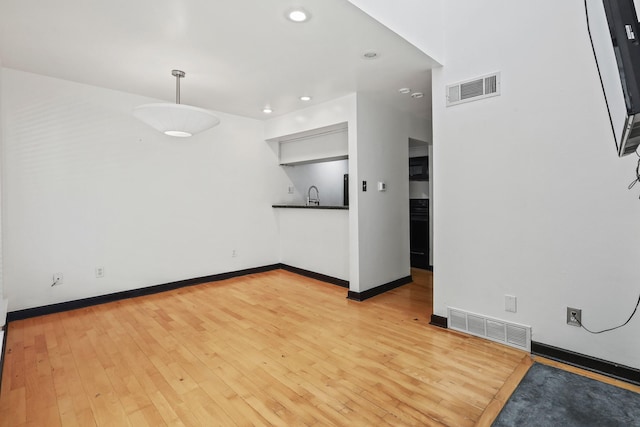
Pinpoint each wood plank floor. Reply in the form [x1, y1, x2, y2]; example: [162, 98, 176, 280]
[1, 268, 533, 426]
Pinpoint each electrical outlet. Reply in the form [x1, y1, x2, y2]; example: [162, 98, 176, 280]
[232, 249, 238, 258]
[95, 266, 105, 278]
[52, 273, 63, 286]
[288, 186, 294, 194]
[505, 295, 517, 313]
[567, 307, 582, 327]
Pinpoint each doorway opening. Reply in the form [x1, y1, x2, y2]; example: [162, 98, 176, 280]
[409, 138, 432, 271]
[408, 137, 433, 317]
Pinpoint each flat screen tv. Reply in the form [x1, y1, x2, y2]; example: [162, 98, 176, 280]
[587, 0, 640, 156]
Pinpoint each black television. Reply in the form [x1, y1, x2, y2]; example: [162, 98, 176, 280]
[588, 0, 640, 156]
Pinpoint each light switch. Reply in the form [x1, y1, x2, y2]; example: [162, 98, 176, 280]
[505, 295, 517, 313]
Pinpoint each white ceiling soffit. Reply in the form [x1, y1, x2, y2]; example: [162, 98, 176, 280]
[0, 0, 438, 120]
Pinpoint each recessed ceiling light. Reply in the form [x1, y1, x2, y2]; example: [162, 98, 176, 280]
[286, 8, 310, 23]
[363, 51, 379, 60]
[263, 107, 273, 114]
[411, 92, 424, 99]
[398, 88, 411, 94]
[299, 96, 312, 101]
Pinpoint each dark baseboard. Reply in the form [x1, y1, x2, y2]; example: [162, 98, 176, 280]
[429, 314, 448, 328]
[7, 264, 281, 322]
[346, 275, 413, 302]
[0, 324, 7, 389]
[279, 264, 349, 288]
[532, 341, 640, 386]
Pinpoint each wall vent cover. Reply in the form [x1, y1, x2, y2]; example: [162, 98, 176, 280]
[446, 72, 501, 107]
[447, 307, 531, 351]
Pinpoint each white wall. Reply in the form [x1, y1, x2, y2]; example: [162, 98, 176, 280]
[347, 0, 444, 66]
[433, 1, 640, 369]
[0, 59, 3, 302]
[355, 93, 419, 292]
[277, 209, 349, 280]
[1, 68, 285, 311]
[428, 143, 433, 266]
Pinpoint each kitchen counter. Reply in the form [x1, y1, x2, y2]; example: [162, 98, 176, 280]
[272, 204, 348, 210]
[273, 205, 349, 281]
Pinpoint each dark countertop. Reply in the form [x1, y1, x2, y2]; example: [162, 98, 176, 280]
[272, 204, 349, 210]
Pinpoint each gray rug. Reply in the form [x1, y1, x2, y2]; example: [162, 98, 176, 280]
[492, 363, 640, 427]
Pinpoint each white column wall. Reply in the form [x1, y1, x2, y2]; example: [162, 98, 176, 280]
[355, 93, 415, 292]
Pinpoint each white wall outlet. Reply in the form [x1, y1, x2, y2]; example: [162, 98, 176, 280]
[287, 186, 294, 194]
[95, 266, 105, 278]
[378, 181, 387, 191]
[505, 295, 517, 313]
[232, 249, 238, 257]
[52, 273, 63, 286]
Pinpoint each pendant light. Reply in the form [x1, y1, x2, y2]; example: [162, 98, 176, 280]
[133, 70, 220, 137]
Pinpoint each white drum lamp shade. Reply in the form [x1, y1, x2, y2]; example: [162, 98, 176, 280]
[133, 70, 220, 137]
[133, 103, 220, 137]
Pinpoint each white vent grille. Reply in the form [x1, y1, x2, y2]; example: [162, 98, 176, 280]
[447, 307, 531, 351]
[461, 79, 484, 100]
[468, 315, 486, 336]
[446, 72, 501, 107]
[506, 324, 528, 348]
[450, 310, 467, 330]
[487, 319, 506, 342]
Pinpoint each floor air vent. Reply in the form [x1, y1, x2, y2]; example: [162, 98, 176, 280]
[447, 307, 531, 351]
[446, 72, 501, 107]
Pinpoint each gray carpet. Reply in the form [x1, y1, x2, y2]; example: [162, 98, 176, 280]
[492, 363, 640, 427]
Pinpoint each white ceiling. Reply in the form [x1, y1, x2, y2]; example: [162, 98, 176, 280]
[0, 0, 437, 120]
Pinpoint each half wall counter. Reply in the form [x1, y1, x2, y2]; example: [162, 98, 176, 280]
[273, 205, 349, 282]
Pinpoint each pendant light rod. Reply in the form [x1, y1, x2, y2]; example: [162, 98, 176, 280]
[172, 69, 185, 104]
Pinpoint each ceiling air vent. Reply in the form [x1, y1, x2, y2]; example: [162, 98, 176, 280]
[447, 307, 531, 351]
[446, 72, 501, 107]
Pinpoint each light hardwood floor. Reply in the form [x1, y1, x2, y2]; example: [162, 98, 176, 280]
[0, 268, 549, 426]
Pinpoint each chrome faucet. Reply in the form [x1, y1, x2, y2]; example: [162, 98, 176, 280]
[307, 185, 320, 206]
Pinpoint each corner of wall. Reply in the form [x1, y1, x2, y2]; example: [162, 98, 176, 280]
[346, 0, 444, 65]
